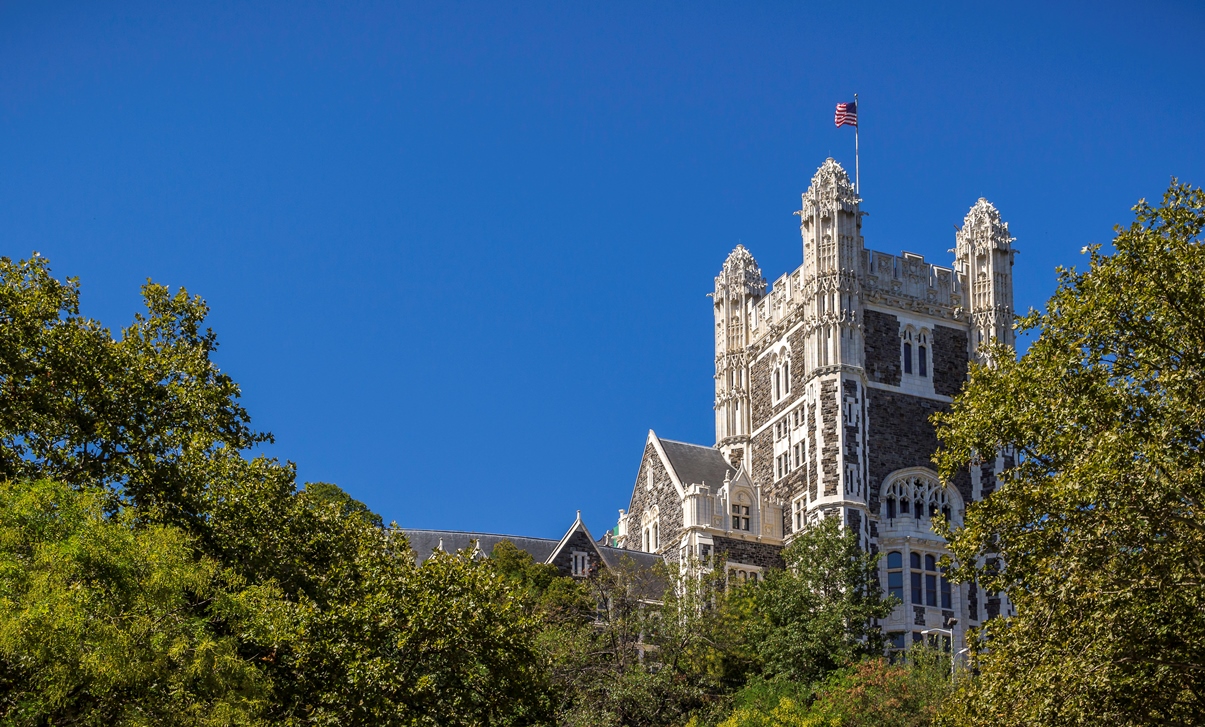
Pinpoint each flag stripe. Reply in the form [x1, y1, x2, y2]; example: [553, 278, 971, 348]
[834, 101, 858, 128]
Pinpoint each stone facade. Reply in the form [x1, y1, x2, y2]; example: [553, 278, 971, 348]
[615, 159, 1019, 654]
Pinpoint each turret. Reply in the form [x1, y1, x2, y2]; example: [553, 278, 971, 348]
[713, 245, 765, 467]
[954, 199, 1015, 362]
[797, 158, 865, 373]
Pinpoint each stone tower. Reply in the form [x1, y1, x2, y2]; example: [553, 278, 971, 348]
[713, 245, 766, 468]
[797, 158, 865, 372]
[622, 156, 1020, 654]
[955, 199, 1016, 363]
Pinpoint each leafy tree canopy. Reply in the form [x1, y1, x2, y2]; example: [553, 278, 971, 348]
[745, 517, 896, 685]
[933, 182, 1205, 725]
[0, 256, 550, 726]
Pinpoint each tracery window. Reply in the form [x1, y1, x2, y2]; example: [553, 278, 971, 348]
[881, 472, 960, 528]
[902, 330, 914, 375]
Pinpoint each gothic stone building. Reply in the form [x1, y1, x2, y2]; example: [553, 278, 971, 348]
[612, 158, 1017, 652]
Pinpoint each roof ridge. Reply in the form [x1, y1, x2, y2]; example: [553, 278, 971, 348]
[395, 528, 558, 542]
[657, 437, 718, 449]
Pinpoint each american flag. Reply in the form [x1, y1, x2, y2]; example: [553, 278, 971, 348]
[834, 101, 858, 128]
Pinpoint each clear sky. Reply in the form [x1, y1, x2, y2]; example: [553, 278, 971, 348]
[2, 1, 1202, 539]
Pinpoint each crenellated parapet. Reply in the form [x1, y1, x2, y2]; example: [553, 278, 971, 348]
[862, 250, 965, 321]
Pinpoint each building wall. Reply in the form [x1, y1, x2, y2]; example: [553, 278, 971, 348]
[622, 441, 685, 554]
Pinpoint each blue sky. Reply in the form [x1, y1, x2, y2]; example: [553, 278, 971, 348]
[2, 1, 1202, 539]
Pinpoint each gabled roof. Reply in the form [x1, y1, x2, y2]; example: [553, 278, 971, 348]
[398, 526, 663, 573]
[658, 437, 737, 489]
[546, 511, 608, 568]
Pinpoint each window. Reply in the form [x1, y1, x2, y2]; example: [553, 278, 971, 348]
[886, 551, 904, 601]
[887, 632, 907, 656]
[776, 452, 791, 479]
[910, 552, 923, 604]
[925, 554, 938, 607]
[772, 351, 791, 403]
[731, 504, 750, 531]
[903, 341, 913, 374]
[653, 522, 660, 550]
[793, 498, 804, 531]
[918, 338, 928, 377]
[793, 443, 802, 468]
[941, 567, 952, 609]
[571, 551, 589, 577]
[881, 473, 960, 529]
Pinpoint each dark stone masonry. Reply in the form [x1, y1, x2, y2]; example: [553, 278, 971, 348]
[933, 325, 969, 397]
[712, 535, 786, 571]
[864, 308, 903, 385]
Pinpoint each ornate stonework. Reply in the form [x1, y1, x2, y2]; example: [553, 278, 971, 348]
[617, 158, 1019, 657]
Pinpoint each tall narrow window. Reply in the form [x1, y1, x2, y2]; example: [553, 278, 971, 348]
[919, 346, 928, 377]
[886, 551, 904, 601]
[941, 570, 952, 609]
[925, 554, 938, 606]
[910, 552, 923, 604]
[903, 342, 913, 374]
[886, 496, 896, 519]
[653, 522, 660, 549]
[783, 360, 791, 393]
[774, 369, 781, 399]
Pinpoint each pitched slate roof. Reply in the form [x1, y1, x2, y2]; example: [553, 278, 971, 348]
[398, 528, 663, 571]
[659, 437, 737, 488]
[401, 530, 558, 564]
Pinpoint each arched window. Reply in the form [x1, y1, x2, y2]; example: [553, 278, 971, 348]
[918, 331, 929, 377]
[771, 350, 791, 403]
[881, 471, 961, 529]
[903, 342, 913, 374]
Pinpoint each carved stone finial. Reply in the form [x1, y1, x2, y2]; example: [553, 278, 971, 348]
[802, 158, 859, 211]
[957, 198, 1011, 252]
[715, 244, 767, 300]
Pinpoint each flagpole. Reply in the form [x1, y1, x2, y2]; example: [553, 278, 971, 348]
[854, 93, 860, 196]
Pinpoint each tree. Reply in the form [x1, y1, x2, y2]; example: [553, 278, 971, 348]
[0, 255, 553, 725]
[715, 649, 951, 727]
[746, 517, 896, 685]
[537, 555, 744, 727]
[0, 479, 271, 726]
[933, 182, 1205, 725]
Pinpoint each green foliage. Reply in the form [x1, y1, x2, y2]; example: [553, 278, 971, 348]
[718, 650, 950, 727]
[543, 556, 742, 727]
[0, 255, 267, 525]
[0, 479, 271, 726]
[746, 517, 896, 684]
[0, 256, 551, 726]
[933, 181, 1205, 725]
